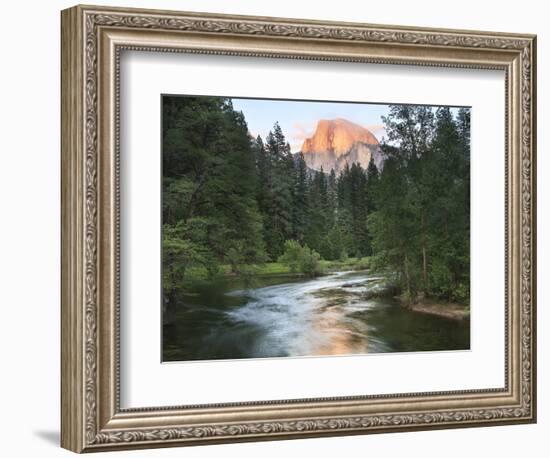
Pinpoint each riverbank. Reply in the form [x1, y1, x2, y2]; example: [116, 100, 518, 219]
[405, 301, 470, 320]
[352, 279, 470, 321]
[184, 257, 371, 282]
[180, 264, 469, 322]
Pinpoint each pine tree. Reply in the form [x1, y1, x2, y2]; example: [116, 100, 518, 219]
[304, 169, 329, 253]
[161, 96, 267, 290]
[263, 122, 295, 259]
[427, 107, 469, 300]
[365, 157, 379, 209]
[253, 135, 269, 209]
[292, 153, 308, 242]
[162, 95, 470, 305]
[456, 107, 471, 158]
[364, 157, 379, 255]
[370, 104, 470, 303]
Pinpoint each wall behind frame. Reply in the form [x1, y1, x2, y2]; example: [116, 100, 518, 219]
[0, 0, 545, 457]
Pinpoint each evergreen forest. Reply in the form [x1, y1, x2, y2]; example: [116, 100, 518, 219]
[162, 96, 470, 305]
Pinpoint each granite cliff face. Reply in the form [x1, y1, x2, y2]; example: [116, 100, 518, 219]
[301, 118, 383, 174]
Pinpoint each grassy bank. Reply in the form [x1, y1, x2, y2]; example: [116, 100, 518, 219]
[184, 257, 371, 283]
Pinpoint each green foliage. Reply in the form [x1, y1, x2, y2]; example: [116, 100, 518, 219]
[277, 240, 303, 273]
[278, 240, 322, 277]
[299, 246, 322, 277]
[259, 122, 295, 259]
[162, 219, 211, 294]
[292, 153, 309, 242]
[162, 96, 267, 292]
[370, 105, 470, 304]
[161, 95, 470, 305]
[319, 225, 347, 261]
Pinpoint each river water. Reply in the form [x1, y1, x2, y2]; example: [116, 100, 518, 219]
[163, 270, 470, 362]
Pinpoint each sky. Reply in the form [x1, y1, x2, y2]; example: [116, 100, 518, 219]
[231, 98, 391, 154]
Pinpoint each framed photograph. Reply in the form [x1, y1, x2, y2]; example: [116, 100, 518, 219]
[61, 4, 537, 453]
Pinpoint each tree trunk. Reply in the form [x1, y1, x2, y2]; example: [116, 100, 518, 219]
[421, 210, 429, 294]
[422, 245, 428, 291]
[404, 254, 412, 305]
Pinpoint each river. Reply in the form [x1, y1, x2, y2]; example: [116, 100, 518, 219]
[163, 270, 470, 362]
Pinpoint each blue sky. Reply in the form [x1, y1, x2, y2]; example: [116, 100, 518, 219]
[231, 98, 391, 154]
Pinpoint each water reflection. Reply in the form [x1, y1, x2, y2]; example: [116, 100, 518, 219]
[163, 271, 469, 362]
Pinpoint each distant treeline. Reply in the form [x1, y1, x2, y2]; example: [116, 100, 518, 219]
[162, 96, 470, 303]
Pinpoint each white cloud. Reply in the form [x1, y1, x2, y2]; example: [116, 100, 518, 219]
[363, 123, 386, 141]
[290, 121, 316, 153]
[291, 121, 315, 141]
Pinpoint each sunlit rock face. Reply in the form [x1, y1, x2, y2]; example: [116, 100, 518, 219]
[301, 118, 383, 174]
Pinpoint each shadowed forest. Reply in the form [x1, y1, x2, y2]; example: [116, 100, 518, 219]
[162, 96, 470, 306]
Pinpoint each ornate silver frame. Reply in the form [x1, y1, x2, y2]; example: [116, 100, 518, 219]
[61, 4, 537, 453]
